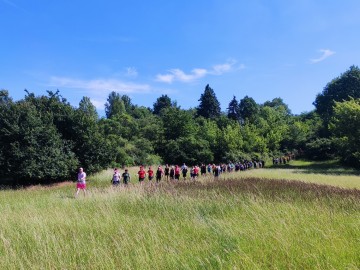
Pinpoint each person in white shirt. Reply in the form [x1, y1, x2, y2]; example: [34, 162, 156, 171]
[75, 167, 87, 197]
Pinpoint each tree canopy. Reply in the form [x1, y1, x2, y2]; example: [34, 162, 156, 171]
[2, 65, 360, 184]
[314, 65, 360, 124]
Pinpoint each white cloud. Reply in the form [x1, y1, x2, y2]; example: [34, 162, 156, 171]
[156, 60, 240, 84]
[89, 99, 106, 110]
[210, 59, 237, 75]
[125, 67, 138, 78]
[172, 68, 207, 82]
[156, 68, 208, 83]
[49, 76, 150, 94]
[310, 49, 335, 63]
[48, 76, 152, 110]
[155, 73, 175, 83]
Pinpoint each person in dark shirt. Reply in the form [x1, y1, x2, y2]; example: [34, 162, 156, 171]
[122, 169, 131, 185]
[164, 164, 170, 181]
[156, 166, 163, 183]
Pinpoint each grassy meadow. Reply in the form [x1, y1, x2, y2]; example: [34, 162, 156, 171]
[0, 161, 360, 269]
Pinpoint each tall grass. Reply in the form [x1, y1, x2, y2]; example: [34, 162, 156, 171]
[236, 160, 360, 189]
[0, 165, 359, 269]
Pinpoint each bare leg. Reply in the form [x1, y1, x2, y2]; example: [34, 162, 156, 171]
[75, 188, 80, 198]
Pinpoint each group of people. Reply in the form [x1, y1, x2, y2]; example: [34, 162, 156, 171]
[75, 160, 266, 197]
[111, 160, 264, 186]
[272, 154, 295, 165]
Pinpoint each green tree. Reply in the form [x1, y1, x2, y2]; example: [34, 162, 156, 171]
[0, 100, 78, 182]
[78, 96, 98, 121]
[227, 95, 240, 121]
[218, 122, 244, 162]
[329, 98, 360, 166]
[197, 84, 221, 119]
[314, 65, 360, 126]
[256, 105, 289, 152]
[241, 123, 267, 154]
[239, 96, 259, 124]
[263, 97, 291, 115]
[105, 91, 126, 118]
[153, 94, 176, 115]
[72, 99, 112, 173]
[281, 111, 322, 154]
[0, 89, 12, 105]
[161, 107, 195, 141]
[121, 95, 133, 113]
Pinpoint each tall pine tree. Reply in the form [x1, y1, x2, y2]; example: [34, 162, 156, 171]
[227, 95, 240, 121]
[197, 84, 221, 119]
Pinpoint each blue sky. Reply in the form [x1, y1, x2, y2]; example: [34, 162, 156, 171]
[1, 0, 360, 116]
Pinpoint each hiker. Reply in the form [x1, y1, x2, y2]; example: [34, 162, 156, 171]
[214, 165, 220, 180]
[156, 166, 163, 183]
[122, 169, 131, 185]
[190, 166, 196, 181]
[174, 165, 181, 180]
[194, 165, 199, 179]
[169, 166, 175, 180]
[182, 164, 188, 180]
[164, 164, 170, 181]
[138, 166, 146, 185]
[207, 164, 212, 174]
[75, 167, 87, 197]
[112, 168, 121, 186]
[201, 164, 206, 175]
[147, 166, 154, 181]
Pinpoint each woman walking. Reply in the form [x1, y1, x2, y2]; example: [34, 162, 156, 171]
[75, 167, 87, 197]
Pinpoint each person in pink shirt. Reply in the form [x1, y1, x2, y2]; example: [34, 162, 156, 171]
[174, 165, 181, 180]
[75, 167, 87, 197]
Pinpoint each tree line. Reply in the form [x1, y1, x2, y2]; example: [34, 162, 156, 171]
[1, 65, 360, 183]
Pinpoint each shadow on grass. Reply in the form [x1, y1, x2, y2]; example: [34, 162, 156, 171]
[270, 160, 360, 176]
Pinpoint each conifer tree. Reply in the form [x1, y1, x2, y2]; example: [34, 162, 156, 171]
[197, 84, 221, 119]
[227, 95, 240, 121]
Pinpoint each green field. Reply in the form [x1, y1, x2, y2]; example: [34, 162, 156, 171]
[0, 161, 359, 269]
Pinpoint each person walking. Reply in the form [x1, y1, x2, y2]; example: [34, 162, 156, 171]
[164, 164, 170, 181]
[138, 166, 146, 185]
[181, 163, 188, 180]
[75, 167, 87, 197]
[156, 165, 163, 183]
[169, 166, 175, 180]
[122, 169, 131, 186]
[112, 168, 121, 186]
[174, 165, 181, 180]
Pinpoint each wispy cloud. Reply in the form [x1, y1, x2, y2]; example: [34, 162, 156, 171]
[49, 76, 150, 94]
[156, 60, 241, 84]
[310, 49, 335, 63]
[124, 67, 138, 78]
[156, 68, 207, 83]
[48, 76, 151, 109]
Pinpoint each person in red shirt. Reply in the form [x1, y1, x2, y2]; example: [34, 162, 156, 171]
[193, 165, 199, 179]
[174, 165, 181, 180]
[138, 166, 146, 185]
[147, 166, 154, 181]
